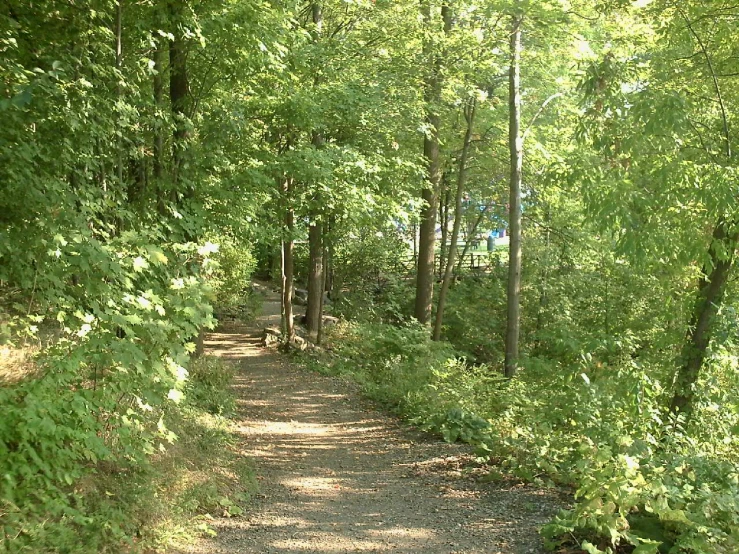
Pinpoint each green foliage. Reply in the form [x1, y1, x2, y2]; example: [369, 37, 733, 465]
[206, 237, 259, 322]
[310, 315, 739, 554]
[185, 357, 237, 416]
[5, 1, 739, 553]
[430, 406, 493, 447]
[0, 0, 269, 544]
[82, 387, 255, 552]
[333, 276, 415, 325]
[208, 239, 256, 303]
[0, 235, 216, 552]
[331, 229, 416, 323]
[308, 321, 456, 414]
[442, 270, 507, 363]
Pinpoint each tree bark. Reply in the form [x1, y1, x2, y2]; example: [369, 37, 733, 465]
[434, 97, 476, 341]
[193, 328, 205, 358]
[168, 1, 189, 190]
[668, 5, 736, 420]
[151, 28, 168, 214]
[456, 205, 489, 273]
[412, 222, 418, 266]
[325, 215, 335, 296]
[671, 220, 738, 417]
[414, 3, 451, 325]
[438, 183, 450, 279]
[306, 1, 324, 341]
[153, 38, 166, 182]
[281, 177, 295, 343]
[115, 0, 124, 190]
[504, 14, 523, 378]
[316, 220, 329, 346]
[306, 219, 323, 340]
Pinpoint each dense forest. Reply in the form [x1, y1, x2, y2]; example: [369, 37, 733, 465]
[1, 0, 738, 552]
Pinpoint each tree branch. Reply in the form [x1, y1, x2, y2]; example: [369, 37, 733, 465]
[523, 92, 563, 142]
[674, 2, 731, 158]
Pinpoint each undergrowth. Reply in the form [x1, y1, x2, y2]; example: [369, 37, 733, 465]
[0, 354, 254, 553]
[0, 230, 259, 553]
[304, 321, 739, 554]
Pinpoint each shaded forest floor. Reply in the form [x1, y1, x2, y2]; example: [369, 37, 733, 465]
[178, 285, 565, 553]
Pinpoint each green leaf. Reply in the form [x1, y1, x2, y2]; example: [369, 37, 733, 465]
[581, 541, 606, 554]
[132, 256, 149, 272]
[632, 544, 660, 554]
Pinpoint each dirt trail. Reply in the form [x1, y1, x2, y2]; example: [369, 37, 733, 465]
[183, 286, 563, 554]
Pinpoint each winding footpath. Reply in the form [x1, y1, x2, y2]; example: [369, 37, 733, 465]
[180, 285, 563, 554]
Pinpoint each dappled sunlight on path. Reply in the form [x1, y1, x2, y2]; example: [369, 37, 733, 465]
[180, 287, 562, 553]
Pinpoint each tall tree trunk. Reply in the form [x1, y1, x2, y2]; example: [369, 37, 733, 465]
[281, 177, 295, 343]
[306, 219, 324, 340]
[504, 14, 523, 378]
[412, 222, 418, 266]
[534, 209, 551, 348]
[669, 6, 735, 420]
[306, 1, 324, 341]
[168, 1, 189, 190]
[434, 97, 476, 341]
[153, 37, 166, 192]
[316, 220, 329, 346]
[438, 184, 450, 279]
[126, 155, 146, 205]
[414, 3, 451, 324]
[325, 215, 335, 296]
[456, 205, 489, 272]
[153, 34, 168, 214]
[671, 220, 737, 417]
[115, 0, 124, 190]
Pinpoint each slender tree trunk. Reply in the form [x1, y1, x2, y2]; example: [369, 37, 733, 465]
[434, 97, 476, 341]
[671, 220, 738, 417]
[153, 35, 168, 214]
[281, 177, 295, 343]
[115, 1, 124, 190]
[96, 139, 107, 192]
[194, 329, 205, 358]
[603, 255, 610, 335]
[414, 3, 451, 324]
[306, 220, 324, 340]
[456, 205, 489, 273]
[325, 215, 335, 296]
[316, 221, 329, 345]
[305, 1, 325, 341]
[126, 155, 146, 205]
[669, 7, 735, 420]
[414, 111, 440, 324]
[168, 1, 189, 190]
[534, 210, 551, 347]
[412, 222, 418, 266]
[153, 38, 166, 187]
[504, 14, 523, 378]
[438, 184, 450, 279]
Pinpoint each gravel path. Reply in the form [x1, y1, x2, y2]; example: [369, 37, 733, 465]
[180, 287, 564, 553]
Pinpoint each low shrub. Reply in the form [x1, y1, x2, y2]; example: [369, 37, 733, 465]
[0, 231, 249, 553]
[310, 321, 455, 415]
[206, 237, 260, 322]
[185, 357, 236, 416]
[308, 321, 739, 554]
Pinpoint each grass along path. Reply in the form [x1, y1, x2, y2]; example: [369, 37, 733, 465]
[178, 286, 563, 553]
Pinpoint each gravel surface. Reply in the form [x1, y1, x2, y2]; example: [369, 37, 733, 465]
[177, 288, 565, 553]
